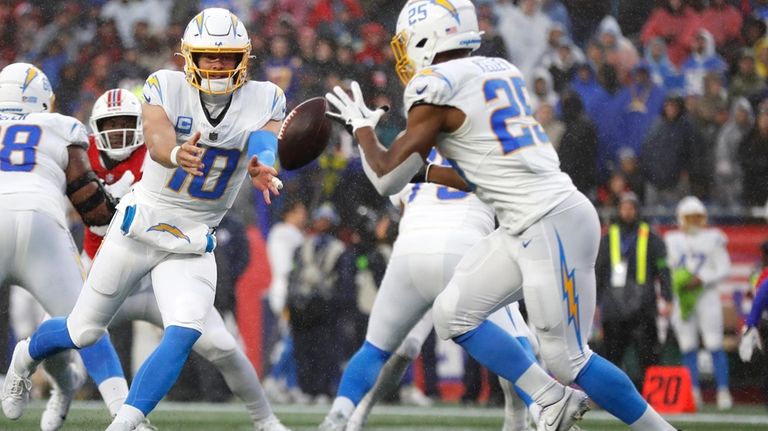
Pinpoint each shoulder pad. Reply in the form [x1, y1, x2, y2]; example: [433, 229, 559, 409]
[403, 67, 456, 112]
[142, 70, 174, 106]
[270, 85, 287, 121]
[38, 113, 88, 149]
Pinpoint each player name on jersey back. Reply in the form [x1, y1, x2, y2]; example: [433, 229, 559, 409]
[403, 56, 577, 235]
[0, 112, 88, 227]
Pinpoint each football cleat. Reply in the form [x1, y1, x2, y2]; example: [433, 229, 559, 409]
[318, 410, 349, 431]
[2, 339, 34, 420]
[399, 384, 433, 407]
[254, 414, 292, 431]
[135, 419, 159, 431]
[40, 363, 87, 431]
[716, 388, 733, 411]
[537, 387, 589, 431]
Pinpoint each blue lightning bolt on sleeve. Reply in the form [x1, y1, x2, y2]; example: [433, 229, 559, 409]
[247, 130, 278, 168]
[747, 278, 768, 328]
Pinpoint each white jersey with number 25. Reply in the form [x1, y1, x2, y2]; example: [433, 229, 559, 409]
[403, 56, 576, 235]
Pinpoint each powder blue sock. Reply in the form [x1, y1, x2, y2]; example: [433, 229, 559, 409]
[681, 351, 699, 387]
[336, 341, 391, 404]
[78, 334, 125, 385]
[711, 349, 730, 389]
[28, 317, 76, 360]
[575, 354, 648, 424]
[513, 337, 536, 407]
[453, 321, 535, 383]
[125, 325, 201, 415]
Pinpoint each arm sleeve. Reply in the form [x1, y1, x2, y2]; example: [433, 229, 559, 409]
[701, 231, 731, 286]
[747, 279, 768, 328]
[359, 145, 424, 196]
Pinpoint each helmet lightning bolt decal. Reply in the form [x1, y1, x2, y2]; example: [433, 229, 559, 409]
[21, 67, 38, 93]
[432, 0, 460, 24]
[556, 230, 583, 352]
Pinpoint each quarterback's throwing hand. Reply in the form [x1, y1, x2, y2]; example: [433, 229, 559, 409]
[248, 156, 280, 204]
[325, 81, 389, 135]
[177, 131, 204, 176]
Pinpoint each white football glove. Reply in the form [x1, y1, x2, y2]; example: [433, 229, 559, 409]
[325, 81, 389, 134]
[739, 326, 762, 362]
[104, 171, 135, 200]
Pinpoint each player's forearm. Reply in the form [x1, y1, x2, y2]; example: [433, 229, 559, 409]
[357, 128, 424, 196]
[145, 127, 179, 168]
[356, 127, 394, 175]
[427, 166, 470, 191]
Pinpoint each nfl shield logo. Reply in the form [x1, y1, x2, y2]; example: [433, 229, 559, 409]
[209, 131, 218, 141]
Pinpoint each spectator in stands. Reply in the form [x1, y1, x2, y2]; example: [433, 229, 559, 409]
[296, 26, 317, 66]
[699, 0, 743, 51]
[729, 49, 767, 102]
[529, 68, 559, 112]
[690, 72, 729, 199]
[715, 97, 753, 209]
[611, 62, 666, 162]
[558, 90, 598, 196]
[641, 94, 697, 208]
[535, 102, 565, 150]
[597, 172, 630, 209]
[262, 35, 301, 99]
[644, 37, 685, 93]
[571, 63, 611, 125]
[561, 0, 609, 47]
[739, 101, 768, 207]
[615, 0, 655, 39]
[597, 15, 639, 84]
[641, 0, 700, 67]
[355, 22, 388, 67]
[496, 0, 552, 80]
[681, 29, 727, 97]
[474, 12, 509, 59]
[307, 0, 364, 32]
[540, 35, 584, 93]
[541, 0, 571, 35]
[596, 192, 672, 388]
[617, 147, 645, 203]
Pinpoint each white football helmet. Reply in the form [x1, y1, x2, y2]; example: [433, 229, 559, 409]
[181, 8, 251, 94]
[0, 63, 54, 114]
[676, 195, 707, 231]
[391, 0, 482, 84]
[90, 89, 143, 161]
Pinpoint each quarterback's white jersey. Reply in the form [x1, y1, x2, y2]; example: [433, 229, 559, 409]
[403, 56, 576, 235]
[0, 112, 88, 227]
[390, 151, 495, 257]
[140, 70, 286, 227]
[665, 228, 731, 289]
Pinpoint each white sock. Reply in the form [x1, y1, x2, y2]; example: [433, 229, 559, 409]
[528, 403, 541, 423]
[112, 403, 144, 427]
[16, 340, 39, 376]
[329, 397, 355, 419]
[629, 406, 676, 431]
[211, 350, 273, 423]
[499, 377, 527, 431]
[99, 377, 129, 416]
[514, 364, 564, 407]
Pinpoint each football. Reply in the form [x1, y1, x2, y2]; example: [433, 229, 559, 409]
[277, 97, 333, 171]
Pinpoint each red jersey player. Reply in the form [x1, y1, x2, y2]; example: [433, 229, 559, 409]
[82, 88, 145, 261]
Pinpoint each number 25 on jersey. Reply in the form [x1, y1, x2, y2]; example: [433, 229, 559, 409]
[0, 124, 42, 172]
[483, 77, 550, 155]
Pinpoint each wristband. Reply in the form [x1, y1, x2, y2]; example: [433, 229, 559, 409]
[424, 163, 433, 183]
[170, 146, 180, 167]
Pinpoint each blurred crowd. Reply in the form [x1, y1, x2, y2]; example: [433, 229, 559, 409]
[3, 0, 768, 217]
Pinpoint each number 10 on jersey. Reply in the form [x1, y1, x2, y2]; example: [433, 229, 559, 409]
[483, 77, 550, 154]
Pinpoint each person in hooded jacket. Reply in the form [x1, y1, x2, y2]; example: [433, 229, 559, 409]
[528, 67, 560, 112]
[641, 0, 701, 67]
[714, 97, 754, 209]
[558, 90, 598, 196]
[728, 49, 767, 103]
[681, 29, 727, 97]
[641, 93, 698, 208]
[644, 37, 684, 93]
[738, 100, 768, 207]
[597, 15, 639, 84]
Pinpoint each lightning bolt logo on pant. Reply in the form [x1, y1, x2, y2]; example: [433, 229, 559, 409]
[556, 230, 583, 352]
[147, 223, 190, 243]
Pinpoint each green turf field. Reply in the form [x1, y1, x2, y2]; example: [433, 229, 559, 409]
[3, 401, 768, 430]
